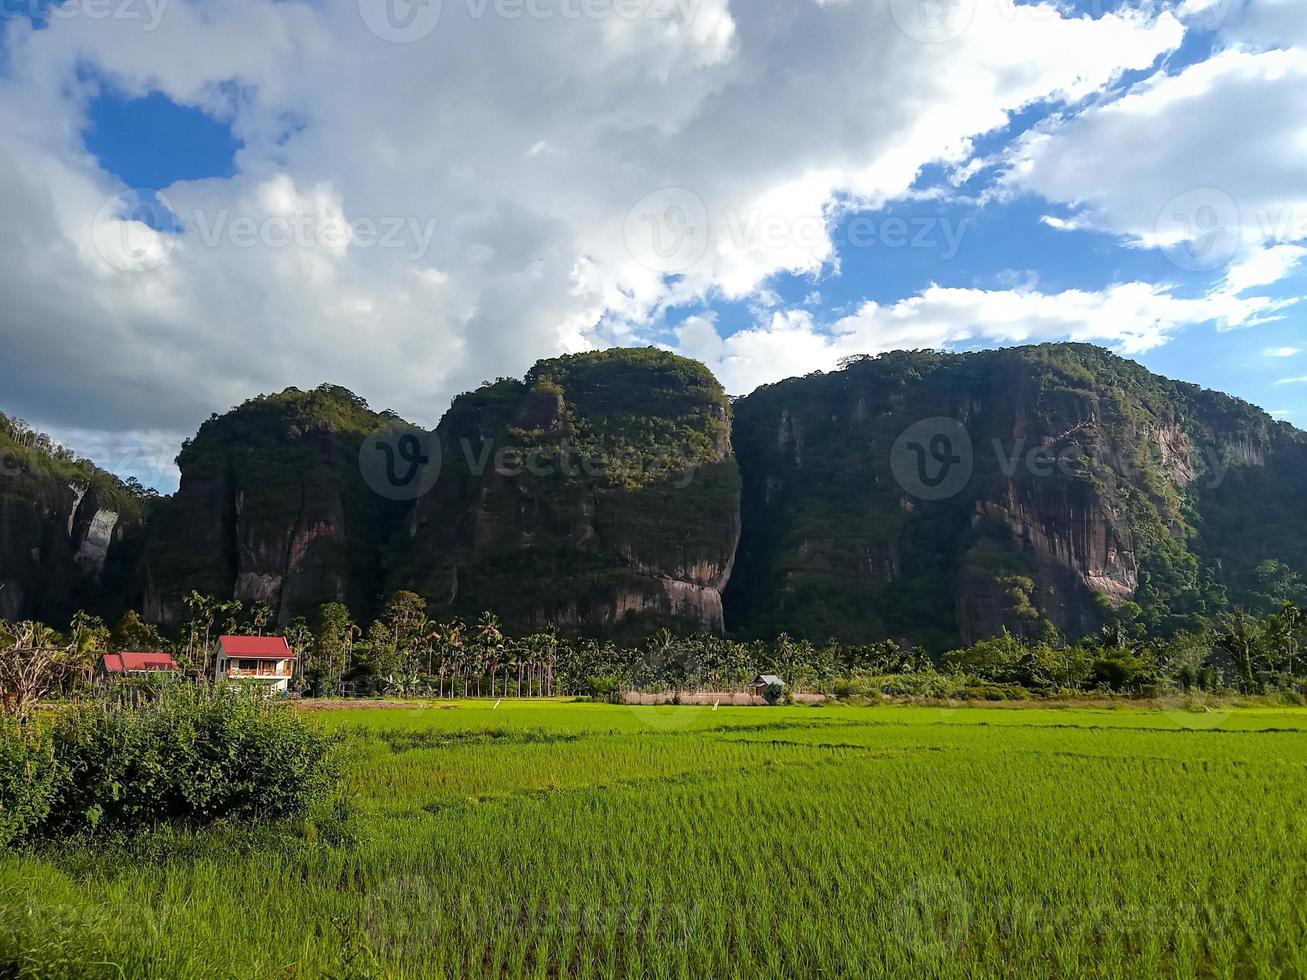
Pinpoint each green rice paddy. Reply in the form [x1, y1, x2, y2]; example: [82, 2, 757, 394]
[3, 701, 1305, 978]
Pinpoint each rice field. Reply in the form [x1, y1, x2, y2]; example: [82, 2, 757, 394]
[2, 701, 1305, 978]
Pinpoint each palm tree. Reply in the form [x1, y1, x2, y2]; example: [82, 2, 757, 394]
[509, 641, 524, 698]
[249, 600, 274, 636]
[67, 611, 108, 692]
[475, 613, 504, 698]
[431, 619, 465, 698]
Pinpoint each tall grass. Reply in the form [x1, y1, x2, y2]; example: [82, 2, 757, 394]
[2, 702, 1304, 977]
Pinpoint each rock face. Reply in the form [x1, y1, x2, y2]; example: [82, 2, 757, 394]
[405, 349, 741, 635]
[8, 343, 1307, 645]
[0, 426, 145, 623]
[142, 385, 411, 625]
[726, 344, 1307, 647]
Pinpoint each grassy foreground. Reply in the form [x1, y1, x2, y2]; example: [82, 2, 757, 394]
[2, 701, 1305, 978]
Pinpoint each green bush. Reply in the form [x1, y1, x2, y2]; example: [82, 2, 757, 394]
[585, 675, 623, 703]
[0, 721, 62, 849]
[0, 687, 337, 846]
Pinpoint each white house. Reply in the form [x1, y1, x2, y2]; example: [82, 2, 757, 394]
[215, 635, 296, 693]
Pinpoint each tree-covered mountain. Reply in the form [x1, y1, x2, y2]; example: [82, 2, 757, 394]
[725, 344, 1307, 649]
[403, 348, 741, 635]
[141, 385, 415, 625]
[3, 343, 1306, 646]
[0, 412, 149, 623]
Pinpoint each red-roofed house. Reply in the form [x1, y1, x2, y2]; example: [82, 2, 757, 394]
[98, 651, 180, 678]
[215, 635, 296, 693]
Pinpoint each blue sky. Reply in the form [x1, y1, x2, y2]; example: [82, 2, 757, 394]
[1, 0, 1304, 490]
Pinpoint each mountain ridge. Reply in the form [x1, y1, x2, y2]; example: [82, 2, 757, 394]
[4, 343, 1306, 647]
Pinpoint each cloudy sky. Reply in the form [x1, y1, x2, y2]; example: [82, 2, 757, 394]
[0, 0, 1303, 490]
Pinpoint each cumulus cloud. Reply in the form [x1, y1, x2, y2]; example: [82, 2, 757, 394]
[686, 265, 1305, 395]
[1002, 47, 1307, 264]
[0, 0, 1185, 477]
[1216, 0, 1307, 48]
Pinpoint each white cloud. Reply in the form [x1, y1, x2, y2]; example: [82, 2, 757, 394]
[1218, 0, 1307, 49]
[689, 269, 1305, 395]
[1002, 48, 1307, 263]
[0, 0, 1184, 472]
[1266, 346, 1301, 357]
[1223, 244, 1307, 293]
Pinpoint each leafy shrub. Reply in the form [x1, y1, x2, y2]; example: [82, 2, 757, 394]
[831, 671, 1032, 702]
[585, 675, 623, 703]
[0, 687, 336, 846]
[0, 721, 61, 849]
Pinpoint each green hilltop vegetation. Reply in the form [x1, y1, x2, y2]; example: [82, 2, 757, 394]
[144, 384, 417, 623]
[406, 347, 741, 634]
[6, 343, 1307, 651]
[3, 345, 1307, 975]
[727, 343, 1307, 648]
[0, 411, 152, 519]
[0, 412, 152, 623]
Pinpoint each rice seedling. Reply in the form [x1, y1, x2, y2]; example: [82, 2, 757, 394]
[1, 702, 1303, 977]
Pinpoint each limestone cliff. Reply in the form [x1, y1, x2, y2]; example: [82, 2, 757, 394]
[7, 343, 1306, 646]
[142, 385, 411, 625]
[726, 344, 1307, 647]
[0, 418, 145, 622]
[404, 349, 741, 635]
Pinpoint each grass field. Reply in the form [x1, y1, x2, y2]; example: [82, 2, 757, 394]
[2, 701, 1305, 978]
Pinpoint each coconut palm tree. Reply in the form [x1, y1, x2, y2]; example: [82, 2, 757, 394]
[475, 613, 504, 698]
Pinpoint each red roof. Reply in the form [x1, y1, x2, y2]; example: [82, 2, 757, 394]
[219, 635, 296, 659]
[102, 652, 180, 673]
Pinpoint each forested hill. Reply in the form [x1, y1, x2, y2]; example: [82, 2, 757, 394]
[0, 411, 151, 622]
[725, 344, 1307, 648]
[4, 344, 1307, 648]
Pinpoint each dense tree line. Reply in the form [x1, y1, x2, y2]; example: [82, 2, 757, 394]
[4, 588, 1307, 712]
